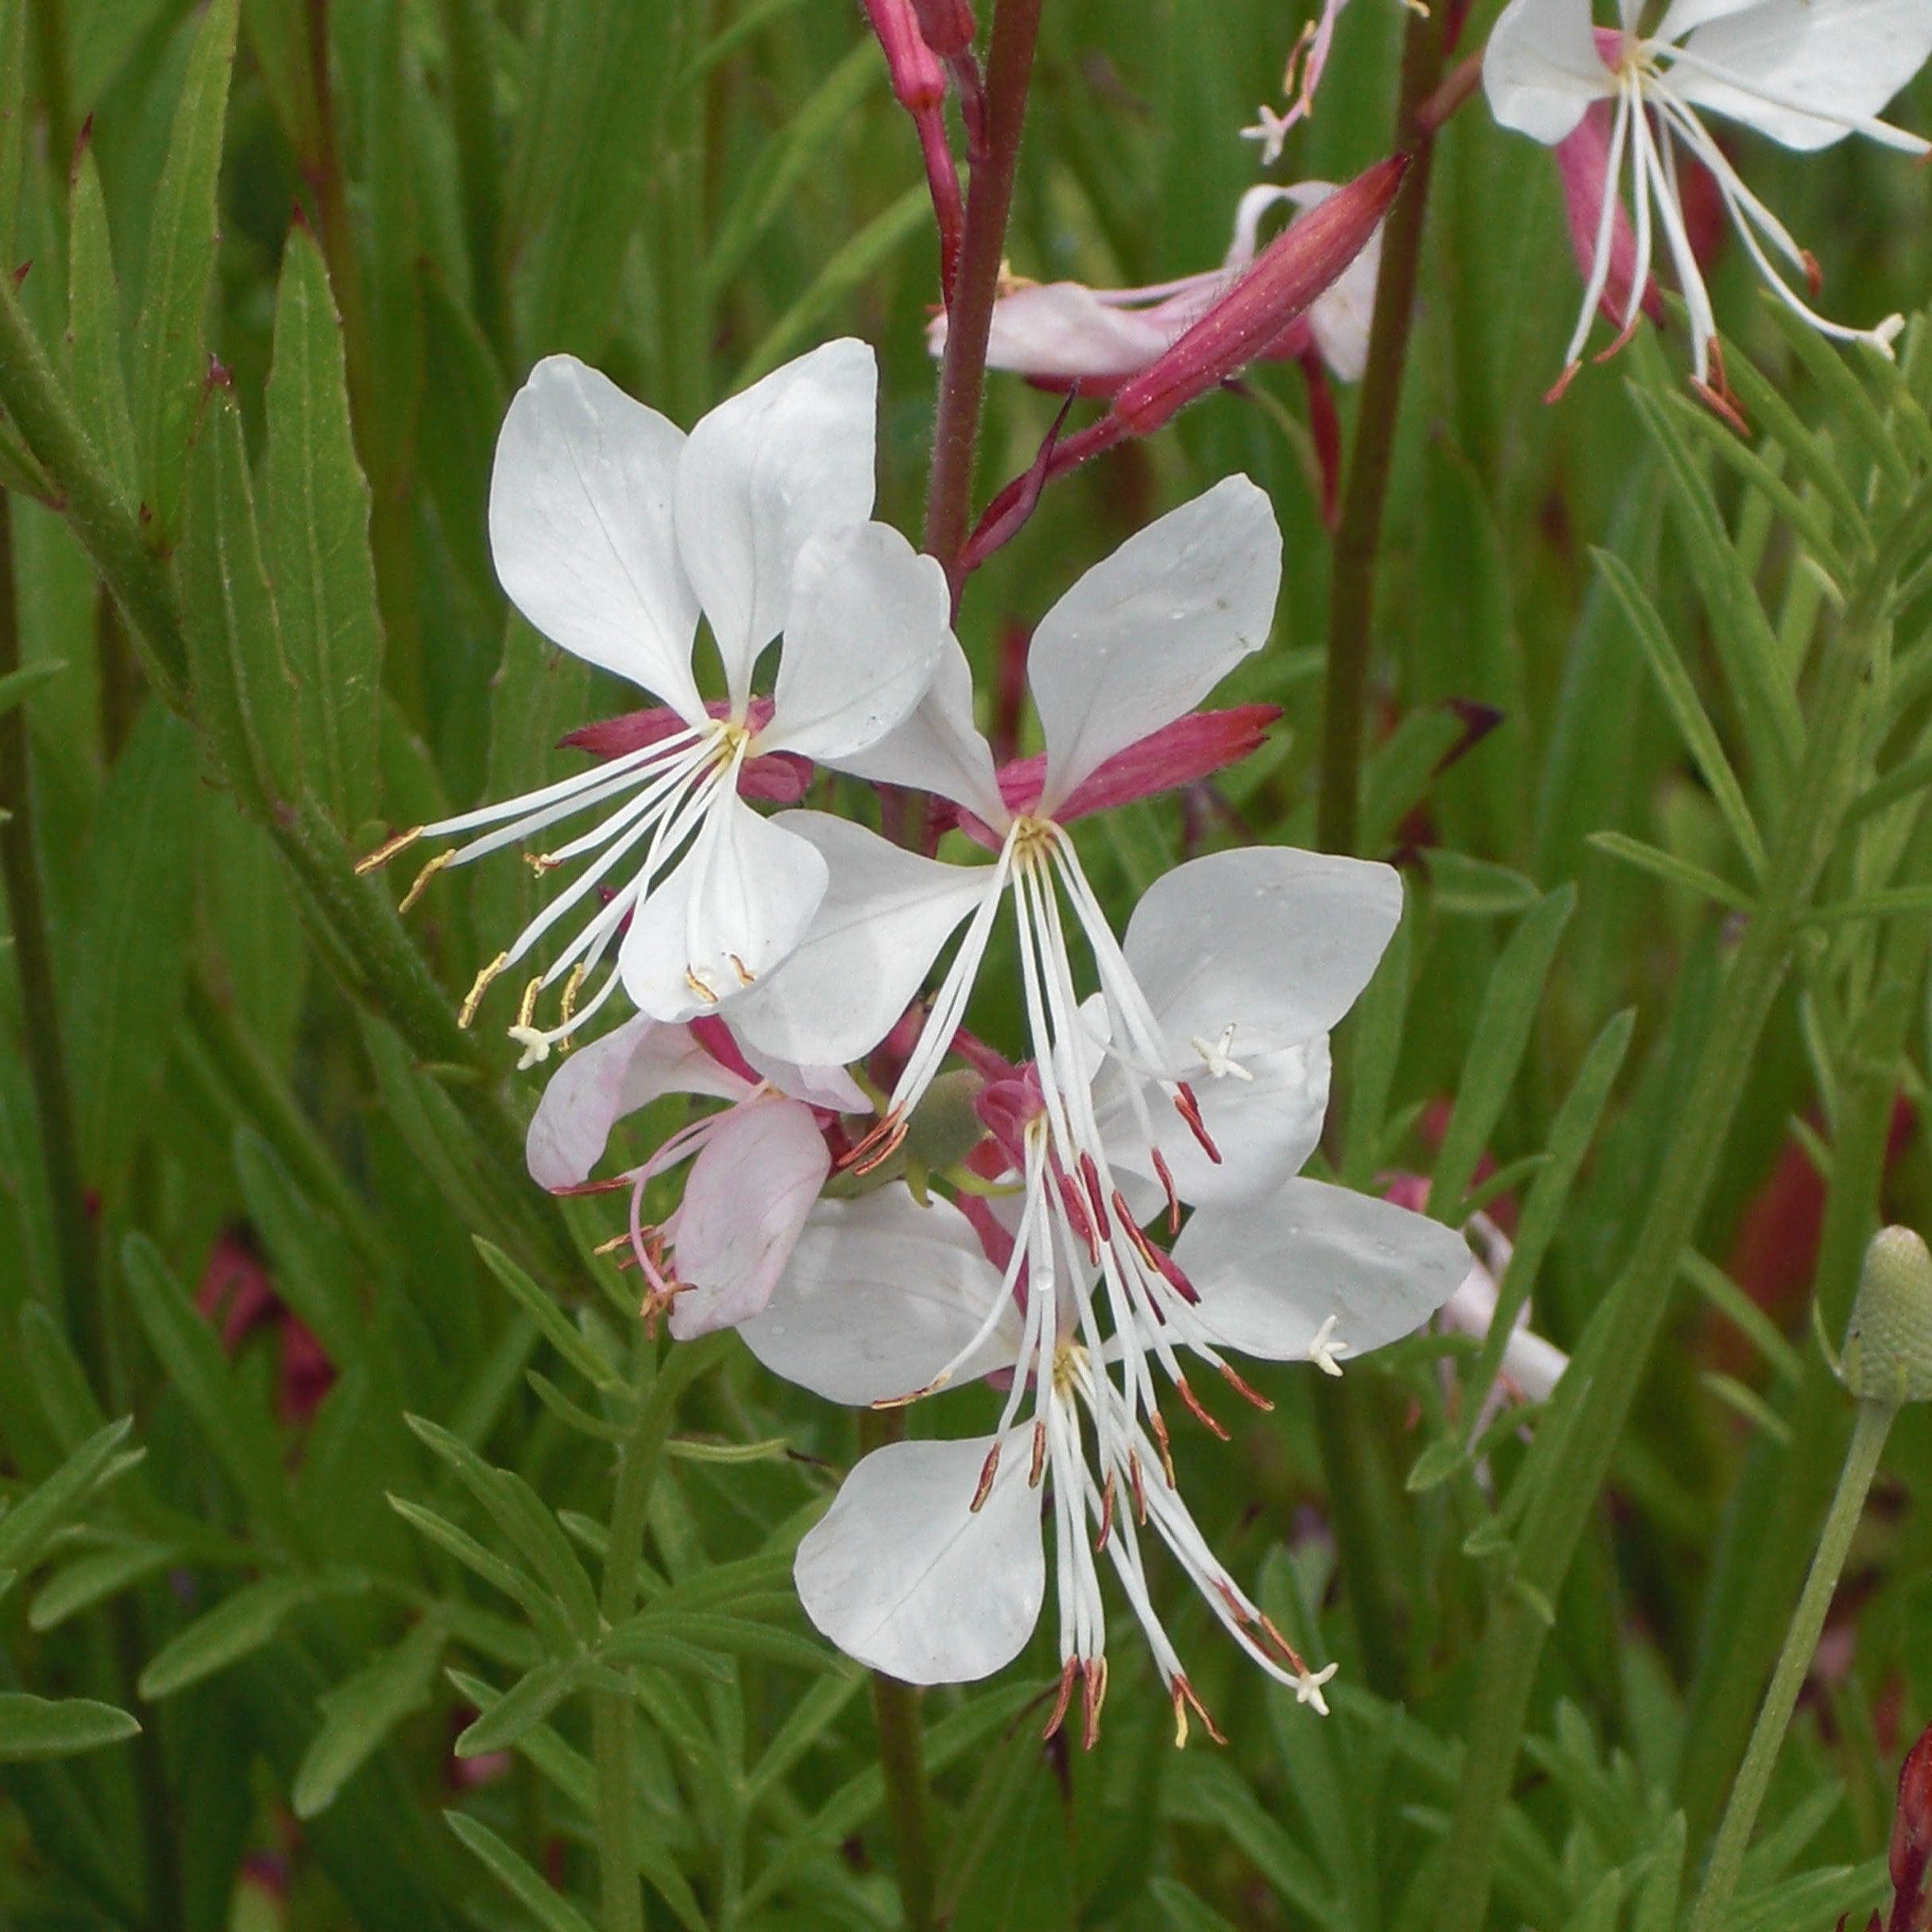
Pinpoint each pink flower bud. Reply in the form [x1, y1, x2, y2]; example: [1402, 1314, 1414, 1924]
[908, 0, 976, 57]
[862, 0, 945, 110]
[1112, 153, 1408, 437]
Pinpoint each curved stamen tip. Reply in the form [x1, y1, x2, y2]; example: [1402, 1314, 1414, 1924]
[1170, 1676, 1228, 1748]
[968, 1442, 1003, 1513]
[1081, 1656, 1108, 1751]
[1218, 1359, 1274, 1412]
[1175, 1375, 1231, 1441]
[1043, 1658, 1080, 1741]
[1029, 1418, 1049, 1486]
[1800, 248, 1823, 299]
[356, 824, 423, 874]
[841, 1111, 909, 1175]
[1544, 361, 1582, 407]
[398, 848, 454, 913]
[458, 952, 509, 1029]
[1172, 1084, 1221, 1164]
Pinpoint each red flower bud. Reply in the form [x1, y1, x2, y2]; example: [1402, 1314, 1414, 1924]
[1889, 1721, 1932, 1932]
[861, 0, 945, 111]
[909, 0, 976, 56]
[1112, 153, 1408, 437]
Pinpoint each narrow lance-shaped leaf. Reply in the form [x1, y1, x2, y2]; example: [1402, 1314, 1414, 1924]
[67, 137, 138, 498]
[266, 221, 384, 829]
[0, 1694, 141, 1762]
[133, 0, 239, 545]
[138, 1573, 328, 1700]
[179, 384, 303, 817]
[292, 1613, 446, 1819]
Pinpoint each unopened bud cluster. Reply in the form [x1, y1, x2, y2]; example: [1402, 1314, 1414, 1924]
[1841, 1227, 1932, 1405]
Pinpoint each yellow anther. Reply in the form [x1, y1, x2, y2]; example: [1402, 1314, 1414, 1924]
[684, 968, 720, 1005]
[457, 952, 508, 1029]
[728, 953, 755, 985]
[398, 848, 454, 913]
[516, 976, 543, 1030]
[356, 825, 423, 875]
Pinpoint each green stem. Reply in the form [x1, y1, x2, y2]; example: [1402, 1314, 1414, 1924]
[1685, 1398, 1895, 1932]
[1676, 825, 1932, 1844]
[1433, 497, 1930, 1932]
[593, 1337, 721, 1932]
[1313, 0, 1448, 856]
[922, 0, 1044, 583]
[860, 1409, 936, 1932]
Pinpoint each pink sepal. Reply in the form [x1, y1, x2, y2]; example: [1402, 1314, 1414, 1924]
[562, 700, 814, 804]
[938, 704, 1279, 847]
[1555, 98, 1664, 332]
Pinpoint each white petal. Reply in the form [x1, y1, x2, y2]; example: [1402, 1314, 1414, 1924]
[1029, 478, 1281, 816]
[1667, 0, 1932, 150]
[738, 1188, 1021, 1405]
[728, 813, 996, 1067]
[763, 524, 949, 763]
[1106, 1037, 1331, 1211]
[618, 794, 829, 1023]
[833, 635, 1009, 828]
[794, 1432, 1045, 1684]
[667, 1099, 830, 1336]
[674, 339, 878, 706]
[1122, 845, 1402, 1055]
[525, 1012, 751, 1190]
[1284, 183, 1385, 383]
[1482, 0, 1615, 145]
[1174, 1178, 1473, 1362]
[488, 356, 705, 720]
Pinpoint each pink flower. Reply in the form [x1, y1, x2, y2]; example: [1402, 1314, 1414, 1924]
[931, 176, 1388, 392]
[524, 1013, 864, 1338]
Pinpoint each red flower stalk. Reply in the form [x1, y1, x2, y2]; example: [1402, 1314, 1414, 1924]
[1888, 1721, 1932, 1932]
[860, 0, 966, 298]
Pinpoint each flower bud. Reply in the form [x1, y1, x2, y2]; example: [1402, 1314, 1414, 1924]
[1840, 1226, 1932, 1405]
[1112, 153, 1408, 437]
[862, 0, 945, 111]
[909, 0, 976, 56]
[903, 1067, 990, 1173]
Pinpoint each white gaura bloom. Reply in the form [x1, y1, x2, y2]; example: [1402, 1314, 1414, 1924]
[730, 479, 1335, 1426]
[1483, 0, 1932, 392]
[361, 342, 948, 1061]
[744, 1181, 1466, 1740]
[524, 1010, 864, 1338]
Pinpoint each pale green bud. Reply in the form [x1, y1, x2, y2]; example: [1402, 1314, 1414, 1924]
[1840, 1226, 1932, 1405]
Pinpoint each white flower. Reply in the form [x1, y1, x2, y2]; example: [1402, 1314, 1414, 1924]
[368, 342, 948, 1054]
[745, 1184, 1462, 1734]
[524, 1010, 864, 1338]
[1483, 0, 1932, 391]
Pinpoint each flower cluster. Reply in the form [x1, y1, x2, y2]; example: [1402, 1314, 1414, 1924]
[367, 338, 1471, 1737]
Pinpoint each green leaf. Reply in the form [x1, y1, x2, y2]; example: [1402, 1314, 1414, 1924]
[1151, 1878, 1242, 1932]
[265, 222, 384, 829]
[0, 0, 25, 261]
[66, 141, 138, 497]
[231, 1130, 369, 1377]
[1430, 886, 1575, 1215]
[63, 707, 198, 1189]
[0, 1694, 141, 1761]
[0, 1416, 136, 1577]
[1585, 831, 1752, 911]
[29, 1539, 177, 1632]
[139, 1572, 330, 1700]
[473, 1239, 623, 1393]
[1422, 849, 1544, 917]
[292, 1612, 447, 1814]
[1594, 547, 1768, 879]
[180, 385, 303, 816]
[0, 657, 64, 721]
[122, 1234, 300, 1549]
[404, 1415, 601, 1639]
[446, 1810, 597, 1932]
[388, 1496, 575, 1652]
[451, 1656, 585, 1757]
[133, 0, 239, 543]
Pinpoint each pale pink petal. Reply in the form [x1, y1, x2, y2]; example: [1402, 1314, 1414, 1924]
[1555, 101, 1663, 327]
[525, 1012, 751, 1190]
[667, 1099, 831, 1336]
